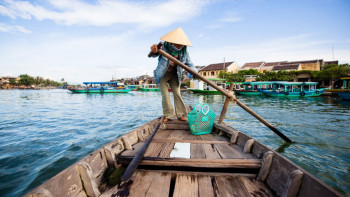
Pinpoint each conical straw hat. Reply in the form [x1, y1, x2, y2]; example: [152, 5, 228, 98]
[160, 27, 192, 47]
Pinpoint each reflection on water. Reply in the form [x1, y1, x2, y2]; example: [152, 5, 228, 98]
[0, 90, 349, 196]
[275, 141, 294, 153]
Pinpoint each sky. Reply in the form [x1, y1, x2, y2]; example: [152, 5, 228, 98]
[0, 0, 349, 84]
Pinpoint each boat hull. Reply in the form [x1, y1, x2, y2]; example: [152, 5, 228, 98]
[262, 89, 324, 97]
[69, 89, 132, 93]
[234, 90, 263, 96]
[139, 88, 160, 92]
[187, 89, 222, 95]
[338, 92, 350, 100]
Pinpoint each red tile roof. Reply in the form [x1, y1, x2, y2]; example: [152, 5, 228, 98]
[272, 63, 300, 71]
[324, 61, 338, 65]
[241, 62, 264, 69]
[262, 61, 288, 67]
[200, 62, 234, 71]
[288, 59, 323, 64]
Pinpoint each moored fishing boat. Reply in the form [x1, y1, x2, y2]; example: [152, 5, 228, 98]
[325, 77, 350, 100]
[234, 81, 275, 96]
[262, 82, 324, 97]
[139, 84, 160, 91]
[187, 79, 226, 95]
[25, 116, 342, 197]
[68, 82, 132, 93]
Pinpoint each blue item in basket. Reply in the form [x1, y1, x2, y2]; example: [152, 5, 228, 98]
[187, 103, 216, 135]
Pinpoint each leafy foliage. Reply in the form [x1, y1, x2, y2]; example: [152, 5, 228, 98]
[18, 74, 35, 86]
[218, 69, 259, 82]
[314, 64, 350, 81]
[17, 74, 63, 87]
[218, 64, 350, 87]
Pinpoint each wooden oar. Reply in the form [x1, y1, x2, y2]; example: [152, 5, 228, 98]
[121, 116, 165, 181]
[150, 43, 292, 143]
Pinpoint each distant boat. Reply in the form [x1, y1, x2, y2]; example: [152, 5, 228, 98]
[139, 84, 160, 92]
[234, 81, 275, 96]
[68, 82, 131, 93]
[325, 77, 350, 100]
[262, 82, 324, 97]
[187, 79, 225, 95]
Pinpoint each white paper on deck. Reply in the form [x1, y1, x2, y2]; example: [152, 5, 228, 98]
[169, 143, 191, 158]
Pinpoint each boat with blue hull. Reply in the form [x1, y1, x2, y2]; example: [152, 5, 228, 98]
[262, 82, 324, 97]
[234, 81, 275, 96]
[68, 82, 132, 93]
[139, 84, 160, 91]
[325, 77, 350, 100]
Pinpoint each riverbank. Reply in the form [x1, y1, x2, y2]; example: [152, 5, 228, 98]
[0, 86, 59, 90]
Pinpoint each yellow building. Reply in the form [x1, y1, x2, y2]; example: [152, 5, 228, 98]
[290, 59, 322, 71]
[258, 59, 323, 73]
[0, 76, 18, 88]
[199, 61, 239, 79]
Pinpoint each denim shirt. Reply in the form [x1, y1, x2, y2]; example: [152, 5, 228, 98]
[152, 42, 197, 85]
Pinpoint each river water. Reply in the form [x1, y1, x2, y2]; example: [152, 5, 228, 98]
[0, 89, 349, 196]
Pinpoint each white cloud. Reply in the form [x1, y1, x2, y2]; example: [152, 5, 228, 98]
[0, 22, 31, 33]
[219, 11, 242, 23]
[0, 0, 208, 28]
[204, 24, 223, 29]
[0, 30, 157, 83]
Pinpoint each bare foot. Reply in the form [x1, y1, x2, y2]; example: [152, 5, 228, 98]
[163, 117, 168, 122]
[178, 116, 188, 121]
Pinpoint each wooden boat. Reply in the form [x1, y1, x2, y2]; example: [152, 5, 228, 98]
[25, 116, 342, 197]
[187, 79, 226, 95]
[139, 84, 160, 92]
[234, 82, 275, 96]
[68, 82, 132, 93]
[325, 77, 350, 100]
[27, 46, 342, 196]
[262, 82, 324, 97]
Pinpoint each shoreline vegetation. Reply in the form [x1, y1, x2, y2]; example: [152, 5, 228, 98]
[1, 63, 349, 90]
[0, 74, 67, 90]
[218, 63, 350, 89]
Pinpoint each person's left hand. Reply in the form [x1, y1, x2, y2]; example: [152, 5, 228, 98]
[150, 44, 158, 53]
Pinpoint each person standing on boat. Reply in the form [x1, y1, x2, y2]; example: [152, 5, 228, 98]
[150, 27, 198, 122]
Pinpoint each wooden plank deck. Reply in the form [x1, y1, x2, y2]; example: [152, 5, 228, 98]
[26, 117, 343, 197]
[106, 170, 274, 197]
[121, 121, 256, 160]
[112, 120, 274, 197]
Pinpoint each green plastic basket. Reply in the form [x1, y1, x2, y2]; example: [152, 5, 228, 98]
[188, 103, 216, 135]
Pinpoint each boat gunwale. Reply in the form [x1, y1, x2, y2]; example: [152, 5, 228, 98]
[25, 119, 343, 197]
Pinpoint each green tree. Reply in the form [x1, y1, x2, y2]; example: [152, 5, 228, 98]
[9, 79, 18, 87]
[18, 74, 35, 86]
[237, 69, 261, 76]
[218, 71, 245, 82]
[257, 71, 294, 81]
[316, 64, 350, 88]
[35, 76, 44, 86]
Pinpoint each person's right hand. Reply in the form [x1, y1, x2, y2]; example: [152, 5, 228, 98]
[150, 44, 158, 53]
